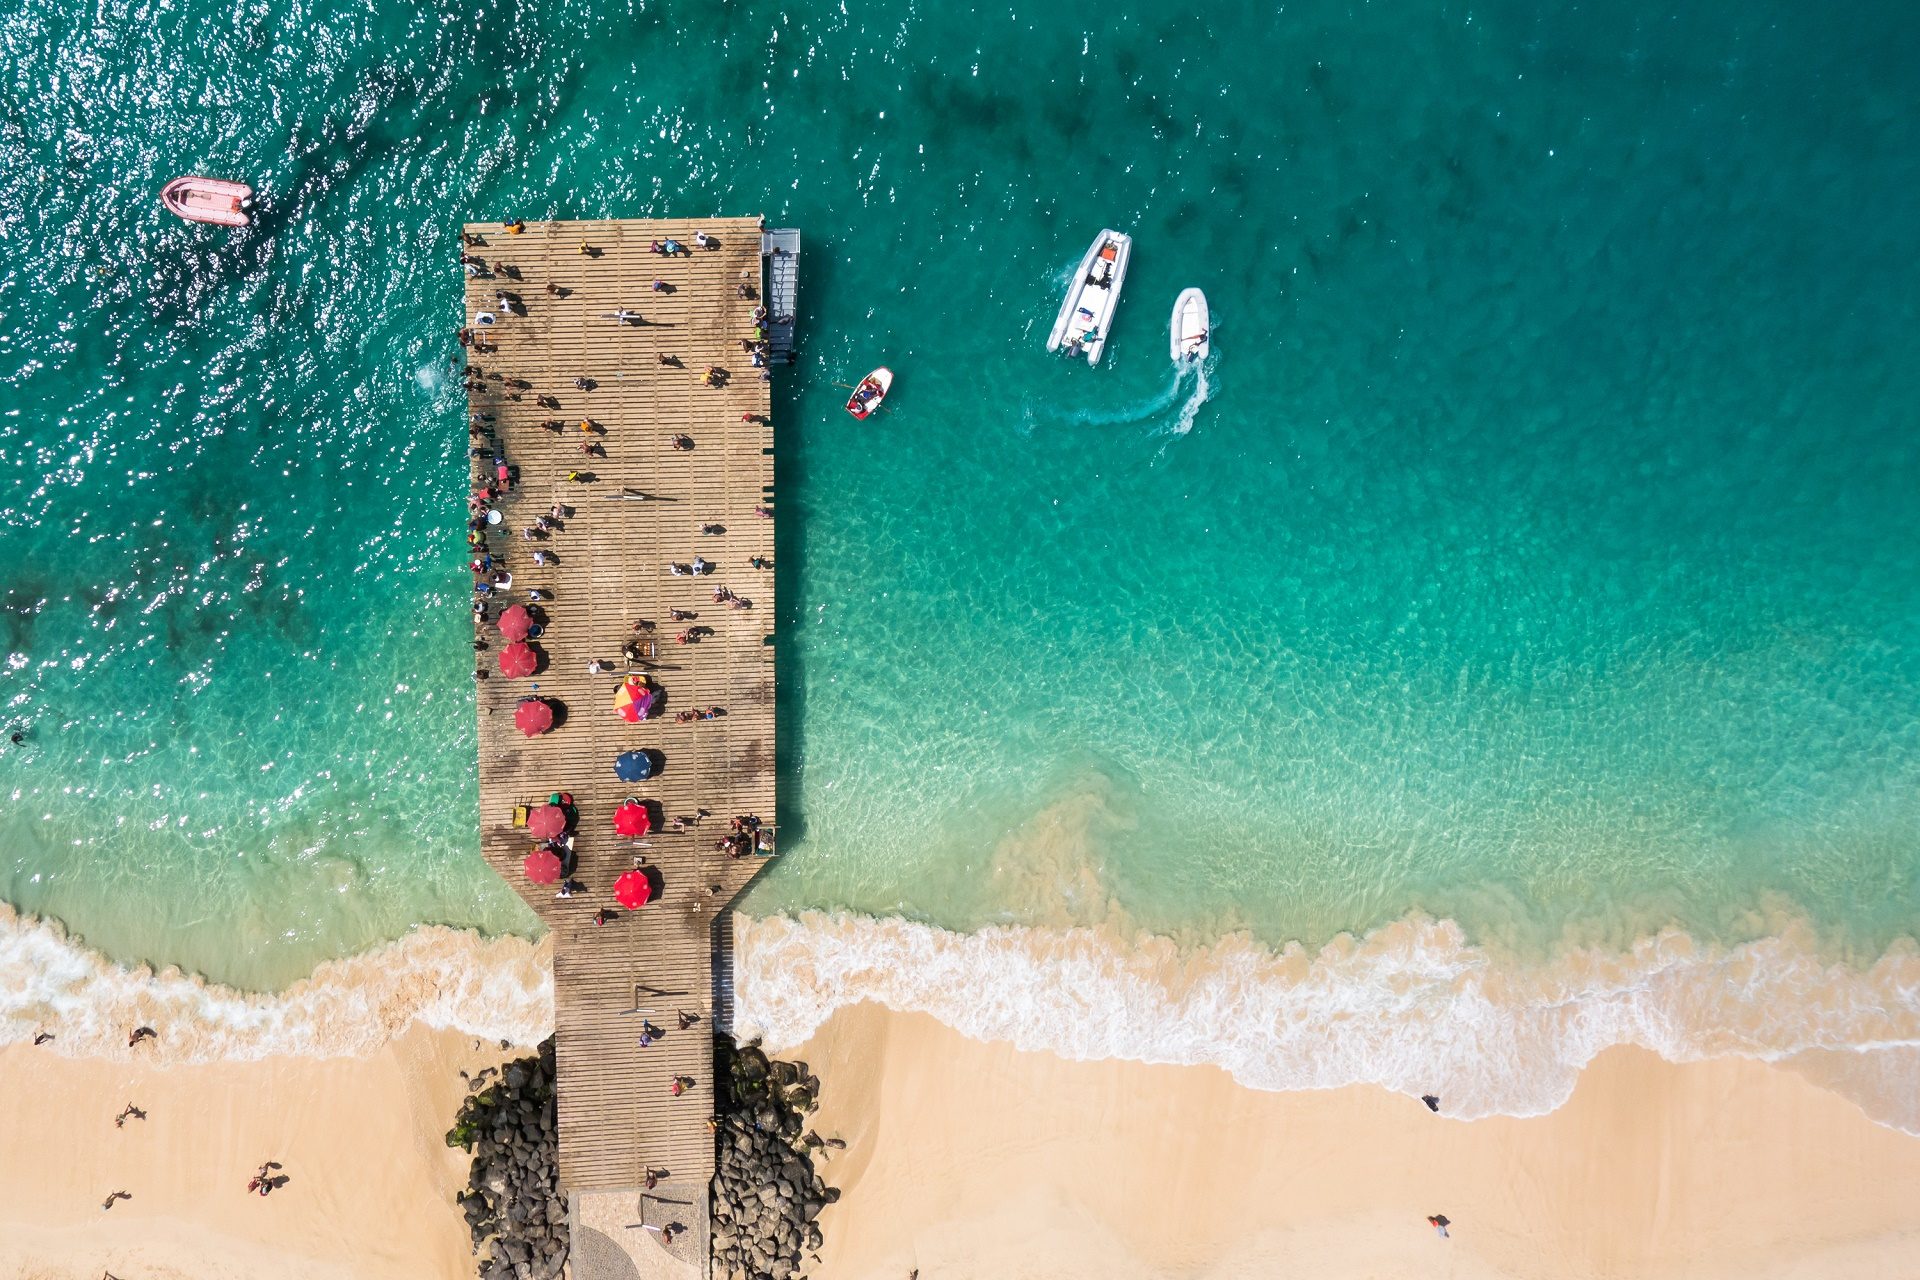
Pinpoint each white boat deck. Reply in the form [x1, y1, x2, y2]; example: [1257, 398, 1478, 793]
[1045, 230, 1131, 364]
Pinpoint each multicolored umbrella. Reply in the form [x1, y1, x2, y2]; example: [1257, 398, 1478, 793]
[612, 800, 651, 838]
[612, 674, 655, 723]
[614, 750, 654, 782]
[498, 641, 538, 679]
[522, 847, 563, 884]
[613, 868, 653, 909]
[497, 604, 533, 641]
[514, 697, 554, 736]
[526, 804, 567, 840]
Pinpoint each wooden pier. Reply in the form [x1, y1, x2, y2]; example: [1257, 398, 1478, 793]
[462, 216, 777, 1278]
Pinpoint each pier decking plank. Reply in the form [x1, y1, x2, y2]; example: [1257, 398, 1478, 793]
[462, 216, 776, 1273]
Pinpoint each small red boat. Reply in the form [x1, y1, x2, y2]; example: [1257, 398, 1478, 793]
[160, 176, 253, 227]
[845, 367, 892, 420]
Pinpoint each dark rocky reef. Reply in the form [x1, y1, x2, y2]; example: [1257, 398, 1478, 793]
[710, 1039, 839, 1280]
[447, 1038, 569, 1280]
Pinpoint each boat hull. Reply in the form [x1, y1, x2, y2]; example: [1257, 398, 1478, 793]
[846, 367, 893, 419]
[1171, 288, 1210, 363]
[1046, 229, 1132, 365]
[161, 176, 252, 227]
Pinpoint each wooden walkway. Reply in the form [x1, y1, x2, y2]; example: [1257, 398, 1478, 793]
[462, 217, 775, 1260]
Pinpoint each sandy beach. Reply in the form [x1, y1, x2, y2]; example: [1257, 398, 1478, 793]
[0, 1026, 510, 1280]
[6, 1003, 1920, 1279]
[795, 1005, 1920, 1280]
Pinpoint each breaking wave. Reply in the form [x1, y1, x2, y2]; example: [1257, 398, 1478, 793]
[12, 895, 1920, 1138]
[733, 910, 1920, 1135]
[0, 904, 552, 1061]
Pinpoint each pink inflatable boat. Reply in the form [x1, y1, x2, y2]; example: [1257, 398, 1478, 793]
[160, 176, 253, 227]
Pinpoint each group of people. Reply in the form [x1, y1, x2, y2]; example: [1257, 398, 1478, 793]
[715, 814, 774, 860]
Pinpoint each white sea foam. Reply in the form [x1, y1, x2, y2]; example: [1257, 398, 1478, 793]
[0, 904, 552, 1062]
[733, 910, 1920, 1134]
[10, 898, 1920, 1136]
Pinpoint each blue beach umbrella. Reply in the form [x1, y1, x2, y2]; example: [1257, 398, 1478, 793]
[614, 750, 655, 782]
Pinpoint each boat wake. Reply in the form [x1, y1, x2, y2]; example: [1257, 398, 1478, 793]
[1166, 353, 1214, 437]
[1034, 374, 1186, 431]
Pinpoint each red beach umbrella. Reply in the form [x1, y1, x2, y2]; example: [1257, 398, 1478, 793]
[497, 605, 533, 642]
[498, 641, 538, 678]
[522, 847, 563, 884]
[526, 804, 568, 840]
[613, 868, 653, 910]
[612, 800, 651, 838]
[514, 697, 554, 736]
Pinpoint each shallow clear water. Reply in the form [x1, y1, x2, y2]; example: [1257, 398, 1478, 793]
[2, 0, 1918, 1027]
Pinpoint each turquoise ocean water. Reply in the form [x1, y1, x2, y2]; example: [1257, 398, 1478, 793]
[3, 0, 1919, 1111]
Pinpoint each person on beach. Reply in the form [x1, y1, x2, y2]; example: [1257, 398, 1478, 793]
[658, 352, 677, 366]
[670, 434, 693, 450]
[594, 909, 616, 926]
[639, 1026, 655, 1048]
[670, 1076, 694, 1096]
[128, 1026, 156, 1048]
[32, 1030, 53, 1045]
[114, 1103, 146, 1128]
[1427, 1214, 1451, 1238]
[695, 230, 712, 249]
[1421, 1094, 1440, 1113]
[677, 1010, 698, 1030]
[102, 1191, 130, 1210]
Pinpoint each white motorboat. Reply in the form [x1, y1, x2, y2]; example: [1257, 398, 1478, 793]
[1046, 229, 1132, 364]
[845, 367, 892, 420]
[1170, 288, 1210, 363]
